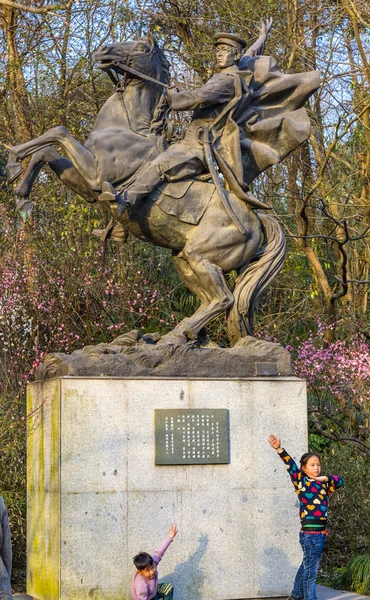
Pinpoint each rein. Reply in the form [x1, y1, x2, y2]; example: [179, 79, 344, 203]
[106, 59, 169, 89]
[106, 51, 172, 141]
[101, 45, 173, 142]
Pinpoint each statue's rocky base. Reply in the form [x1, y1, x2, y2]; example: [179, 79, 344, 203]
[35, 331, 293, 380]
[27, 376, 307, 600]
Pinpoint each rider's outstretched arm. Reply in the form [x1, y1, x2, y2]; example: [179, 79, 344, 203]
[243, 18, 272, 57]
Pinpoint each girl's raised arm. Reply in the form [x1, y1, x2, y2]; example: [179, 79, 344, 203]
[268, 434, 301, 491]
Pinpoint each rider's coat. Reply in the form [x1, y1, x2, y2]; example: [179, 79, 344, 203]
[158, 65, 250, 194]
[158, 57, 319, 199]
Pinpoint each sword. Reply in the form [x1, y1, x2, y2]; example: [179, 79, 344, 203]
[200, 127, 247, 236]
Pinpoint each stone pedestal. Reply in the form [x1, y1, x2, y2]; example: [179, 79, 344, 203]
[27, 376, 307, 600]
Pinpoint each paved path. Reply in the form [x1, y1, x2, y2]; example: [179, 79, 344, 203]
[317, 585, 369, 600]
[13, 586, 370, 600]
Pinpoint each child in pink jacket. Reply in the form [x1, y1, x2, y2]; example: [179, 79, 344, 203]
[131, 524, 178, 600]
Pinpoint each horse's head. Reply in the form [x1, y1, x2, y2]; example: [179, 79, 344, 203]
[95, 34, 170, 88]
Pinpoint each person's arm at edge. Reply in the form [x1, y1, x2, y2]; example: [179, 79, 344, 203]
[0, 499, 12, 578]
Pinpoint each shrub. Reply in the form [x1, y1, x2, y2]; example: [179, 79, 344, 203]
[339, 555, 370, 595]
[317, 443, 370, 585]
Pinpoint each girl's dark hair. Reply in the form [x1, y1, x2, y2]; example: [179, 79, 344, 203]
[133, 552, 154, 570]
[300, 452, 320, 468]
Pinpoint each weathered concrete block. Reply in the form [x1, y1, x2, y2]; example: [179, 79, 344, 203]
[27, 377, 307, 600]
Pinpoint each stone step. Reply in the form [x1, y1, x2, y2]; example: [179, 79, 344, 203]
[13, 586, 370, 600]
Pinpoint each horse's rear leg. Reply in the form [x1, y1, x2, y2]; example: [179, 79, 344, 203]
[14, 147, 96, 220]
[168, 247, 234, 341]
[173, 253, 210, 308]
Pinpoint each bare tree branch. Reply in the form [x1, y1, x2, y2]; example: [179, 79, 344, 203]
[309, 409, 370, 455]
[0, 0, 72, 14]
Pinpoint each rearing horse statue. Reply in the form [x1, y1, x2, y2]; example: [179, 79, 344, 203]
[6, 34, 319, 345]
[7, 36, 170, 210]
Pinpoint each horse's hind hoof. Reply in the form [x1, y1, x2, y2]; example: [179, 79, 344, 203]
[6, 161, 24, 184]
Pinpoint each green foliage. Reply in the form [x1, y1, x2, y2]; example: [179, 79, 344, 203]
[317, 444, 370, 587]
[0, 411, 26, 586]
[308, 432, 332, 454]
[339, 556, 370, 595]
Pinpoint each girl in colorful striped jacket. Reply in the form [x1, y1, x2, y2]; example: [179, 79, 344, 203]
[268, 434, 344, 600]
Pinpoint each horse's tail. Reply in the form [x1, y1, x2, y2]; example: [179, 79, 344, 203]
[226, 214, 286, 345]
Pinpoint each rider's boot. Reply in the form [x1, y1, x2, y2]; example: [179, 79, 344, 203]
[99, 165, 163, 216]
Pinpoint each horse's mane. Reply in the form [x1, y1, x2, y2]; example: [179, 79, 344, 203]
[153, 39, 170, 87]
[150, 38, 171, 135]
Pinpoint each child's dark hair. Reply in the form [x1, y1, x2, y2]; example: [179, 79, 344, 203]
[133, 552, 154, 570]
[300, 452, 320, 468]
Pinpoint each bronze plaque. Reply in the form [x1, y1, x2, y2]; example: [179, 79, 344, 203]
[155, 409, 229, 465]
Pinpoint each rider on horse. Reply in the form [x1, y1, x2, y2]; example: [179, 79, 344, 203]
[99, 30, 272, 213]
[5, 24, 319, 343]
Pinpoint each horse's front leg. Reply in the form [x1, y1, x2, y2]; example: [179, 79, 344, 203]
[14, 146, 97, 221]
[7, 126, 100, 189]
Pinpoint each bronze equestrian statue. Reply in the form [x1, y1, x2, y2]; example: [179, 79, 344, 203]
[6, 25, 319, 346]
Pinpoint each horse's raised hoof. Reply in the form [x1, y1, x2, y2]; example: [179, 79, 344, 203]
[15, 196, 33, 222]
[6, 160, 24, 184]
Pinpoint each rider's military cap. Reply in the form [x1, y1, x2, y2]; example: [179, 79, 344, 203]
[214, 32, 247, 50]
